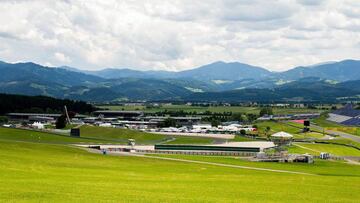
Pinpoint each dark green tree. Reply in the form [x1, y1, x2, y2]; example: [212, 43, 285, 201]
[160, 118, 177, 127]
[259, 107, 273, 116]
[265, 126, 271, 138]
[55, 115, 67, 129]
[211, 119, 221, 127]
[0, 116, 8, 124]
[247, 114, 258, 122]
[231, 113, 243, 121]
[240, 129, 246, 135]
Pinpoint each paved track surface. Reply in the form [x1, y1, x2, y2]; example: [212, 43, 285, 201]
[311, 124, 360, 143]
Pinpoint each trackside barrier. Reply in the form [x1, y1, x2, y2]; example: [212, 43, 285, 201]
[99, 147, 257, 156]
[314, 155, 344, 161]
[154, 144, 260, 152]
[135, 149, 257, 156]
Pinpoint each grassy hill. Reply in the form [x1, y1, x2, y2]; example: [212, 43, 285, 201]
[290, 143, 360, 156]
[0, 140, 359, 202]
[0, 127, 109, 144]
[79, 125, 170, 144]
[0, 124, 360, 202]
[0, 126, 216, 145]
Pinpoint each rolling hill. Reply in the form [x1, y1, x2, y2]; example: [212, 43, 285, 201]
[82, 61, 273, 81]
[186, 78, 360, 102]
[0, 61, 104, 86]
[1, 59, 360, 102]
[278, 60, 360, 81]
[0, 61, 194, 101]
[175, 61, 272, 81]
[77, 59, 360, 83]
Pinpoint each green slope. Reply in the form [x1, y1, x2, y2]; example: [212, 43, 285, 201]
[0, 126, 216, 145]
[1, 140, 360, 202]
[0, 127, 107, 144]
[79, 125, 170, 144]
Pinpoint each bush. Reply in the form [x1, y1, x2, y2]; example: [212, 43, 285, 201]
[0, 116, 8, 124]
[211, 119, 221, 127]
[240, 129, 246, 135]
[55, 115, 67, 129]
[160, 118, 177, 127]
[259, 107, 273, 116]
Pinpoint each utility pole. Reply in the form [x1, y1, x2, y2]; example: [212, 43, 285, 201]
[64, 106, 72, 125]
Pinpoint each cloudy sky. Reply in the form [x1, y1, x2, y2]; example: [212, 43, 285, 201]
[0, 0, 360, 71]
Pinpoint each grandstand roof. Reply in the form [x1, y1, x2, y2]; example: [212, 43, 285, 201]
[341, 118, 360, 126]
[332, 104, 360, 117]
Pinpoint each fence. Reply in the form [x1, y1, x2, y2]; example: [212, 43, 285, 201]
[137, 149, 257, 156]
[104, 147, 257, 156]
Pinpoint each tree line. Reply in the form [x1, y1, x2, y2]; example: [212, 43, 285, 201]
[0, 93, 96, 115]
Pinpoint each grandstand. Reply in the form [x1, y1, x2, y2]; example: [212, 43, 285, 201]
[327, 104, 360, 126]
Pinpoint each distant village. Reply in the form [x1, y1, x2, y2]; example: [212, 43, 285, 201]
[5, 103, 321, 133]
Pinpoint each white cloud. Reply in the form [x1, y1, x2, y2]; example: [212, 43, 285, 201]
[296, 0, 325, 6]
[0, 0, 359, 71]
[54, 52, 71, 63]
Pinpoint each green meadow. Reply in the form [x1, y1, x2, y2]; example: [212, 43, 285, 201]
[0, 126, 215, 145]
[148, 154, 360, 177]
[1, 127, 360, 202]
[291, 143, 360, 156]
[0, 127, 108, 144]
[0, 140, 359, 202]
[255, 121, 325, 139]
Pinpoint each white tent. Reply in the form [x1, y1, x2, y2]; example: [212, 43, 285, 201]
[31, 122, 44, 129]
[271, 131, 293, 138]
[271, 131, 293, 146]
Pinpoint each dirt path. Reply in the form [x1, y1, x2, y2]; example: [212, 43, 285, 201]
[345, 159, 360, 165]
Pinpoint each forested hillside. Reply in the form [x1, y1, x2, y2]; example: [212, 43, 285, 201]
[0, 94, 96, 115]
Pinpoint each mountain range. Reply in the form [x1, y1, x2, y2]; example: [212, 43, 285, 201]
[1, 59, 360, 102]
[187, 77, 360, 102]
[68, 59, 360, 82]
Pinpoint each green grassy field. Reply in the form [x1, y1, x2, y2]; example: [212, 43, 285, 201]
[99, 105, 324, 114]
[148, 154, 360, 177]
[0, 127, 113, 144]
[326, 127, 360, 137]
[292, 143, 360, 156]
[0, 126, 217, 145]
[255, 121, 329, 139]
[319, 138, 360, 149]
[255, 121, 302, 137]
[79, 125, 222, 145]
[299, 132, 325, 139]
[231, 135, 256, 142]
[79, 125, 170, 144]
[1, 140, 360, 202]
